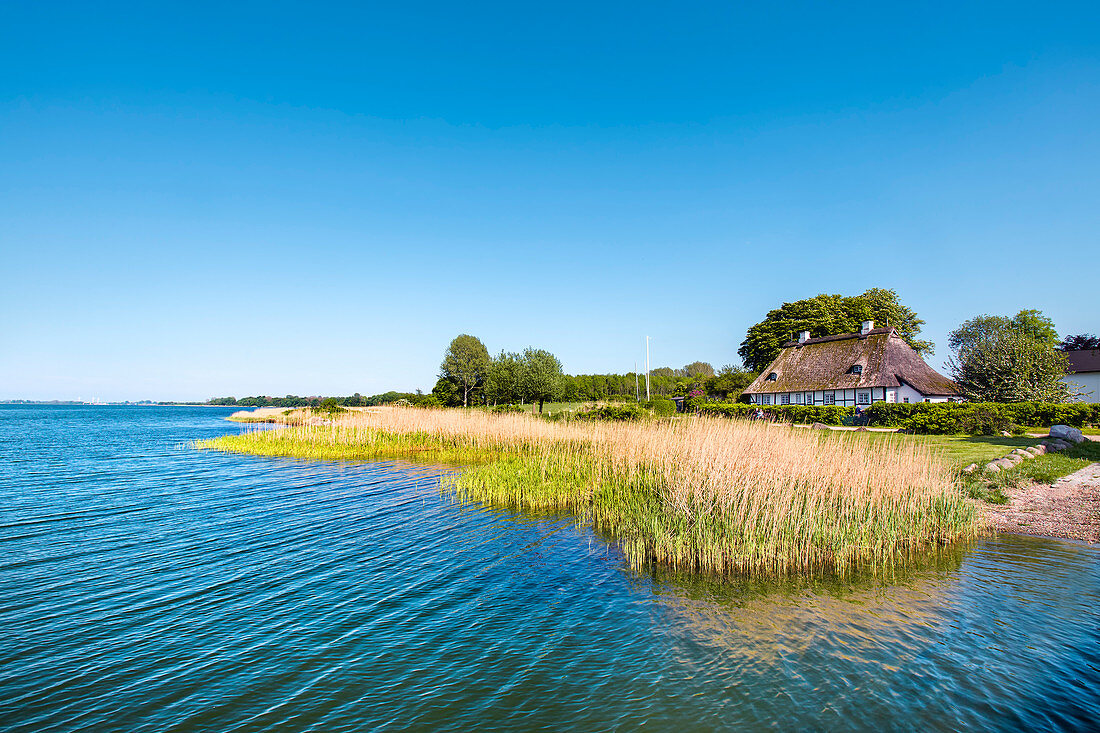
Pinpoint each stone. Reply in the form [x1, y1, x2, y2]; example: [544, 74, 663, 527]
[811, 422, 831, 430]
[995, 458, 1016, 469]
[854, 427, 869, 432]
[1025, 446, 1043, 456]
[985, 462, 1001, 473]
[962, 463, 979, 474]
[1000, 431, 1013, 437]
[1032, 444, 1047, 455]
[1049, 425, 1085, 443]
[1011, 449, 1031, 458]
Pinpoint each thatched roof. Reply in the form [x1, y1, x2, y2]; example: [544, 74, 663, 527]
[744, 328, 957, 396]
[1065, 349, 1100, 374]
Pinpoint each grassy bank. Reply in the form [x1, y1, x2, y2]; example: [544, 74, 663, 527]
[197, 408, 977, 575]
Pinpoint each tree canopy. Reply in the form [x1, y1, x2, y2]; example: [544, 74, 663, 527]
[520, 347, 564, 412]
[1061, 333, 1100, 350]
[738, 288, 932, 373]
[440, 334, 490, 407]
[948, 310, 1074, 403]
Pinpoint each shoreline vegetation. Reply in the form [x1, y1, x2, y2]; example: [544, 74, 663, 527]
[197, 407, 977, 575]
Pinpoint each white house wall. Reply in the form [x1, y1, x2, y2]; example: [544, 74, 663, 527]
[748, 383, 954, 405]
[1065, 372, 1100, 403]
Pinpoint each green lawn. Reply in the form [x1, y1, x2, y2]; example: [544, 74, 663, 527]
[854, 432, 1044, 468]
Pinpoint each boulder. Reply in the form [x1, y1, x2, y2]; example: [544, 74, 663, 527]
[811, 422, 831, 430]
[1011, 449, 1031, 458]
[994, 458, 1016, 469]
[985, 462, 1001, 473]
[1025, 446, 1043, 456]
[1049, 425, 1085, 443]
[962, 463, 979, 474]
[1052, 440, 1072, 451]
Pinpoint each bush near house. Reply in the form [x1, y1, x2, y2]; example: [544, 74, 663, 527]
[691, 399, 1100, 435]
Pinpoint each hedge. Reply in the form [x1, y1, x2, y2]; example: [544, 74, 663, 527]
[861, 401, 1100, 429]
[690, 399, 1100, 435]
[692, 402, 855, 425]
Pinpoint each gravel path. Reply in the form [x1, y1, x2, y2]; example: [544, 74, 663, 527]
[983, 461, 1100, 542]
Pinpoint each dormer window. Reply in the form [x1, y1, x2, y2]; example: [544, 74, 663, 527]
[848, 364, 863, 375]
[766, 372, 778, 381]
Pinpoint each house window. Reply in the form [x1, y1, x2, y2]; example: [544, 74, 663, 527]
[762, 394, 772, 405]
[806, 392, 814, 404]
[858, 392, 869, 405]
[780, 394, 790, 405]
[903, 397, 909, 404]
[824, 392, 835, 405]
[795, 393, 803, 404]
[848, 364, 863, 375]
[766, 372, 778, 381]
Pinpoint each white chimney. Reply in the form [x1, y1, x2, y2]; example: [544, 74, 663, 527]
[798, 330, 810, 343]
[861, 320, 874, 335]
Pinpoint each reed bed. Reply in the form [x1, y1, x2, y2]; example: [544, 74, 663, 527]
[197, 407, 977, 575]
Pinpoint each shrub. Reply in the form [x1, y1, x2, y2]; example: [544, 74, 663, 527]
[649, 397, 677, 417]
[579, 404, 647, 421]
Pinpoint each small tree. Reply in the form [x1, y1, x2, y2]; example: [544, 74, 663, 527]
[520, 347, 564, 413]
[948, 311, 1075, 402]
[708, 364, 756, 400]
[440, 334, 490, 407]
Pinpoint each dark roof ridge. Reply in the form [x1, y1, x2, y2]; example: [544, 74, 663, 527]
[780, 327, 895, 348]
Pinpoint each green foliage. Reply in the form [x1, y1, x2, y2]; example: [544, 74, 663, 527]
[707, 365, 756, 400]
[863, 401, 1100, 433]
[319, 397, 345, 415]
[1061, 333, 1100, 350]
[578, 403, 648, 421]
[681, 361, 715, 378]
[649, 397, 677, 416]
[486, 350, 524, 405]
[520, 347, 565, 412]
[739, 288, 932, 372]
[491, 403, 526, 414]
[694, 402, 855, 425]
[431, 377, 462, 407]
[440, 334, 491, 407]
[948, 311, 1072, 402]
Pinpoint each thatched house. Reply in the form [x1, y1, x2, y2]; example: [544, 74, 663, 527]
[743, 321, 957, 407]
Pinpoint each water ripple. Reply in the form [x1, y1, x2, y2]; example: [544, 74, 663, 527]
[1, 405, 1098, 732]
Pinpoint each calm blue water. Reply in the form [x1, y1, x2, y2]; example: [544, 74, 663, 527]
[1, 405, 1098, 732]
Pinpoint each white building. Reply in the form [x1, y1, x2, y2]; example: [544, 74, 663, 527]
[743, 321, 958, 406]
[1064, 349, 1100, 403]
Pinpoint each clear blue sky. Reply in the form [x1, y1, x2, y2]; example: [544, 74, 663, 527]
[2, 1, 1098, 401]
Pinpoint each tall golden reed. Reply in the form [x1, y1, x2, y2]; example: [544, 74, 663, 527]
[198, 407, 976, 574]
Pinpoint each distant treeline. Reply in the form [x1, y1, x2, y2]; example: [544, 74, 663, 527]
[207, 392, 431, 408]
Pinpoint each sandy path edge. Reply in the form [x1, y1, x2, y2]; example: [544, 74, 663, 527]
[982, 462, 1100, 543]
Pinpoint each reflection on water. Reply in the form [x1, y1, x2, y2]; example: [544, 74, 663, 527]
[1, 406, 1098, 732]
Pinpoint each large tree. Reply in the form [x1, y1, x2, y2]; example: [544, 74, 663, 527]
[947, 310, 1074, 402]
[440, 334, 490, 407]
[519, 347, 564, 413]
[486, 350, 524, 405]
[738, 288, 932, 373]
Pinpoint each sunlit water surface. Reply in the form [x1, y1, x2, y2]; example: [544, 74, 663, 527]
[1, 405, 1097, 731]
